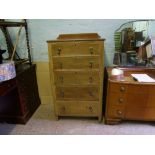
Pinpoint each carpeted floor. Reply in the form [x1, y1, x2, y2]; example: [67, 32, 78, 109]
[1, 104, 155, 135]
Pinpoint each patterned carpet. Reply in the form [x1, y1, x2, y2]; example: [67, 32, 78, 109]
[1, 104, 155, 135]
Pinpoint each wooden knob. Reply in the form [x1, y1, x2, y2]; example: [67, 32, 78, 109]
[89, 47, 94, 54]
[120, 86, 125, 92]
[88, 91, 94, 97]
[89, 62, 93, 68]
[118, 98, 123, 103]
[89, 106, 93, 112]
[89, 77, 93, 83]
[117, 110, 122, 115]
[57, 48, 61, 55]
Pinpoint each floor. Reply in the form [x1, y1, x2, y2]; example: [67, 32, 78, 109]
[1, 104, 155, 135]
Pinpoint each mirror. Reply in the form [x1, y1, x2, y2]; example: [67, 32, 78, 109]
[114, 20, 155, 67]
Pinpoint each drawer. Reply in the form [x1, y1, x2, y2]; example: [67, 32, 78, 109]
[53, 56, 99, 69]
[127, 84, 149, 94]
[109, 82, 127, 93]
[107, 106, 125, 119]
[107, 92, 126, 107]
[77, 42, 100, 55]
[0, 78, 16, 96]
[56, 101, 98, 116]
[126, 93, 148, 107]
[51, 41, 100, 56]
[56, 86, 99, 101]
[125, 107, 149, 120]
[54, 71, 100, 86]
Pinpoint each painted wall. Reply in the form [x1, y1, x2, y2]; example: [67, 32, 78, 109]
[27, 19, 131, 66]
[0, 19, 134, 66]
[2, 19, 155, 65]
[0, 19, 133, 105]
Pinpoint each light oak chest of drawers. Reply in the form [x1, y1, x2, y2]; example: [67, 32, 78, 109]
[47, 33, 105, 121]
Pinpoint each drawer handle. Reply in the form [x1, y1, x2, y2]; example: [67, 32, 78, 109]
[89, 62, 93, 68]
[89, 47, 94, 54]
[88, 91, 94, 97]
[89, 77, 93, 83]
[59, 76, 64, 83]
[117, 110, 123, 115]
[57, 48, 61, 55]
[120, 86, 125, 92]
[118, 98, 123, 103]
[89, 106, 93, 112]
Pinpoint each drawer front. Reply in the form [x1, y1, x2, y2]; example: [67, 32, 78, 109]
[126, 93, 148, 107]
[53, 56, 99, 69]
[77, 42, 100, 55]
[56, 87, 99, 101]
[109, 82, 127, 93]
[107, 106, 125, 119]
[108, 92, 126, 107]
[125, 107, 149, 120]
[127, 84, 149, 94]
[54, 71, 100, 86]
[0, 79, 16, 95]
[109, 82, 150, 94]
[56, 101, 98, 116]
[51, 41, 101, 56]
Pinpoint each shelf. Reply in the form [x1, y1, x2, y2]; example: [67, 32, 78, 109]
[0, 21, 26, 27]
[0, 19, 31, 65]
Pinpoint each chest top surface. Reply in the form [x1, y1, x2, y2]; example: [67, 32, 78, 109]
[106, 67, 155, 85]
[47, 33, 105, 43]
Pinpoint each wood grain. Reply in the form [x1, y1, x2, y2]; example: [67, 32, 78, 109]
[105, 67, 155, 124]
[48, 33, 104, 121]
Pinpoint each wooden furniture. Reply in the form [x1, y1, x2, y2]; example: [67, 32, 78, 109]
[0, 19, 31, 65]
[47, 33, 105, 121]
[105, 67, 155, 124]
[0, 63, 41, 124]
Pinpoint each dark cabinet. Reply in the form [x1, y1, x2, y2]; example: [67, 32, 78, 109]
[0, 63, 41, 124]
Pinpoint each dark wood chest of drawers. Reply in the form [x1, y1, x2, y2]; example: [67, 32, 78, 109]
[0, 63, 41, 124]
[105, 67, 155, 124]
[47, 33, 105, 121]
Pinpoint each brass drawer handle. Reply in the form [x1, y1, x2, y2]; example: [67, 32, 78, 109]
[57, 48, 61, 55]
[89, 77, 93, 83]
[89, 47, 94, 54]
[118, 98, 123, 103]
[89, 62, 93, 68]
[89, 106, 93, 112]
[120, 86, 125, 92]
[88, 91, 94, 97]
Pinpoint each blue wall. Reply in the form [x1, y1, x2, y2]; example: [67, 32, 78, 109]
[0, 19, 132, 66]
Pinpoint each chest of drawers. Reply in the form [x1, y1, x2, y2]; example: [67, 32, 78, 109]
[0, 64, 41, 124]
[105, 67, 155, 124]
[47, 33, 105, 121]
